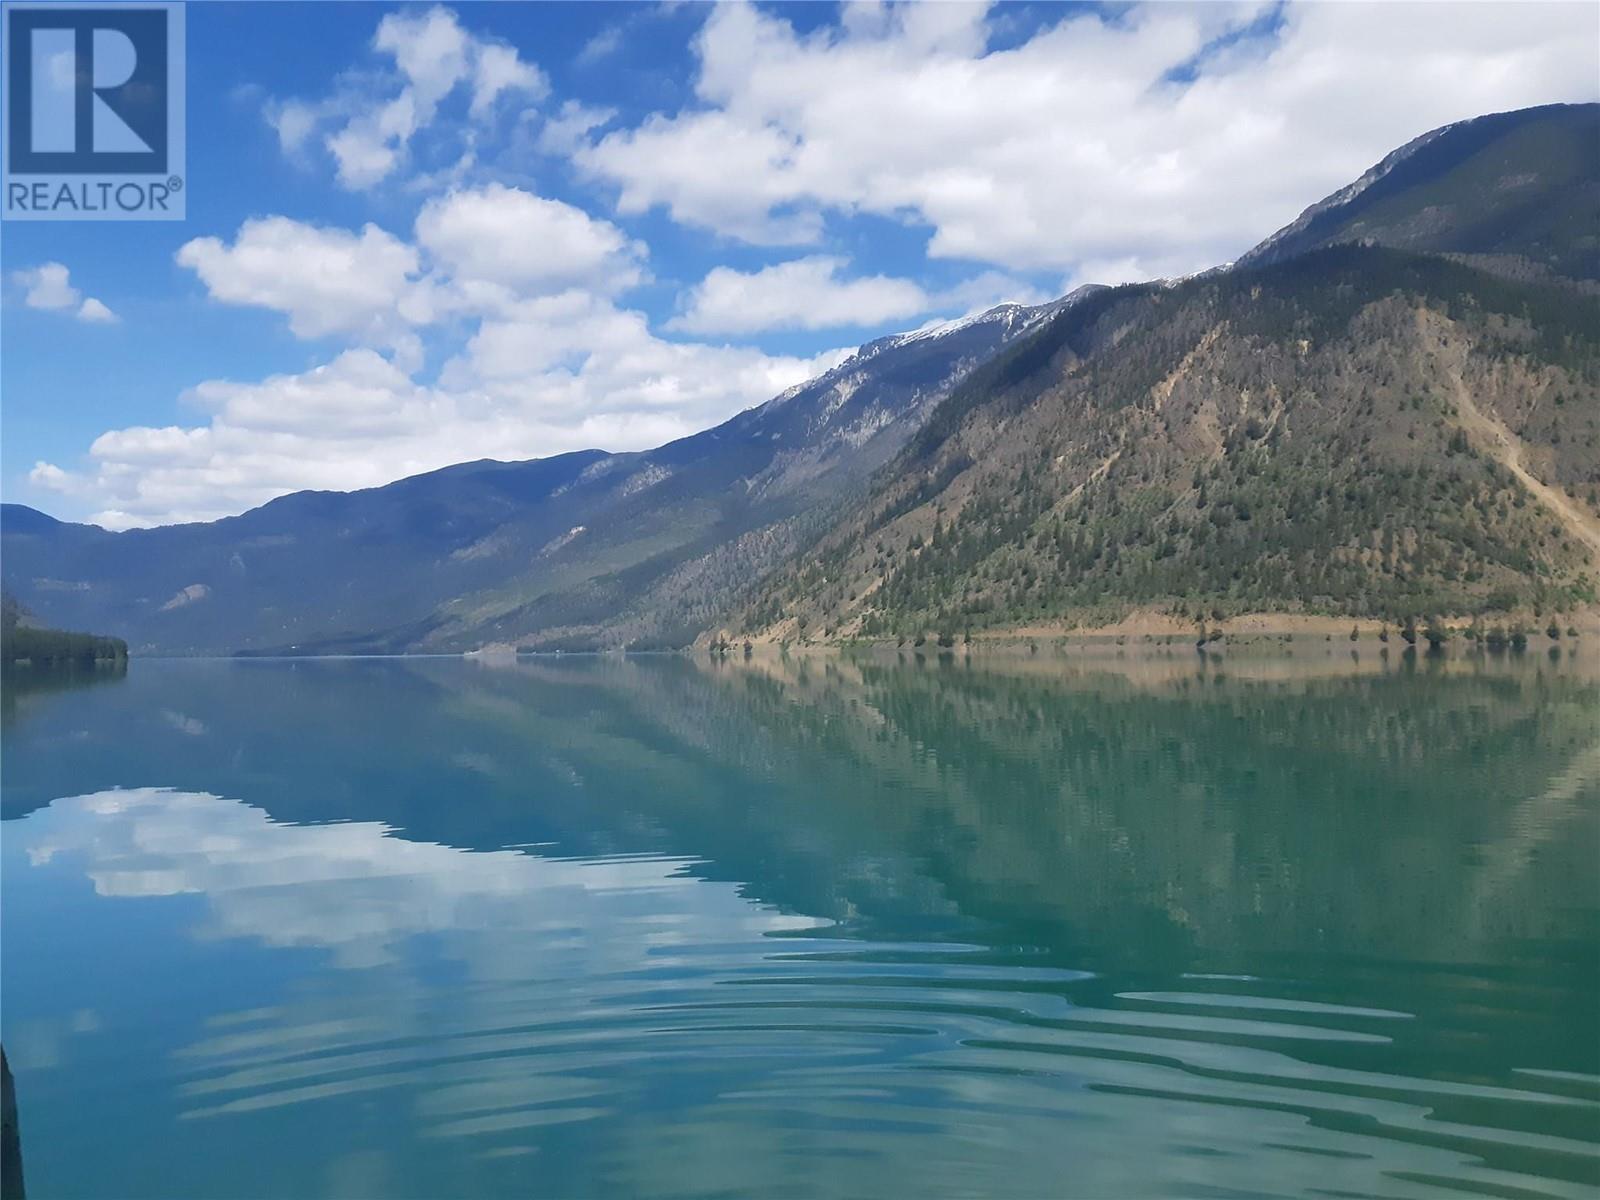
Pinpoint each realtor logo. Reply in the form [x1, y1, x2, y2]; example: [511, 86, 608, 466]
[3, 2, 185, 220]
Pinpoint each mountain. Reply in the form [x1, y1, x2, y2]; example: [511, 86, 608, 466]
[733, 108, 1600, 642]
[1, 299, 1070, 655]
[1238, 103, 1600, 281]
[9, 105, 1596, 655]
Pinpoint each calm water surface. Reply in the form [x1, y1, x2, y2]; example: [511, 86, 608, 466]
[2, 652, 1597, 1198]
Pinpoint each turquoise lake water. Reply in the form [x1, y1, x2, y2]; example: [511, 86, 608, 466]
[2, 652, 1597, 1198]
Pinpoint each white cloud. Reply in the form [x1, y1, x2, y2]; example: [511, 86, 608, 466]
[173, 186, 647, 351]
[535, 99, 616, 157]
[578, 1, 1600, 278]
[16, 262, 78, 309]
[669, 256, 928, 334]
[176, 218, 427, 343]
[76, 297, 119, 323]
[584, 108, 822, 245]
[12, 262, 118, 323]
[573, 5, 689, 69]
[326, 120, 404, 190]
[267, 5, 547, 189]
[65, 330, 844, 528]
[470, 42, 543, 118]
[266, 98, 322, 156]
[576, 24, 625, 67]
[29, 461, 78, 493]
[185, 348, 430, 438]
[415, 183, 645, 295]
[375, 6, 472, 109]
[440, 290, 849, 425]
[669, 257, 1051, 335]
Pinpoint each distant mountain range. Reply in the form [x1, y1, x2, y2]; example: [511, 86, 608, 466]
[2, 295, 1073, 654]
[5, 103, 1597, 654]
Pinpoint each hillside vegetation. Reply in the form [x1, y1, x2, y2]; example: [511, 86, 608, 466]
[1, 593, 127, 666]
[738, 247, 1600, 641]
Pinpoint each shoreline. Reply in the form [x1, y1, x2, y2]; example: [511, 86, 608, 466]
[58, 608, 1600, 662]
[719, 607, 1600, 654]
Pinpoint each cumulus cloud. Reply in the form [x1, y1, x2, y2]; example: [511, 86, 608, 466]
[29, 461, 78, 493]
[415, 183, 645, 295]
[269, 5, 547, 189]
[175, 186, 647, 349]
[470, 41, 543, 118]
[15, 262, 79, 309]
[578, 1, 1600, 279]
[585, 109, 822, 245]
[76, 298, 119, 323]
[576, 24, 625, 68]
[12, 262, 118, 323]
[535, 99, 616, 157]
[176, 218, 428, 343]
[266, 98, 321, 156]
[669, 257, 1052, 335]
[669, 256, 928, 334]
[185, 348, 431, 439]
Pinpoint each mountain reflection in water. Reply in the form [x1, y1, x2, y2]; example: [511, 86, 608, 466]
[3, 652, 1596, 1199]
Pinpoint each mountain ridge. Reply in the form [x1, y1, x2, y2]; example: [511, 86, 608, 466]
[2, 297, 1070, 654]
[1238, 102, 1600, 280]
[6, 103, 1597, 654]
[728, 102, 1600, 642]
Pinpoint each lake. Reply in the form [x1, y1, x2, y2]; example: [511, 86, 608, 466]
[2, 651, 1597, 1198]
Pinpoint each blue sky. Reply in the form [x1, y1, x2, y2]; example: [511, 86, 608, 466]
[4, 0, 1596, 528]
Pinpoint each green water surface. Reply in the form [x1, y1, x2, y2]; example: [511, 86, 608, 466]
[2, 651, 1596, 1198]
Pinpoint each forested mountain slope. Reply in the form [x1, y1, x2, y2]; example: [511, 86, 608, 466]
[729, 105, 1600, 642]
[1, 300, 1068, 654]
[736, 248, 1600, 640]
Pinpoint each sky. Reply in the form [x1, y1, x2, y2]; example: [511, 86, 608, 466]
[3, 0, 1596, 530]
